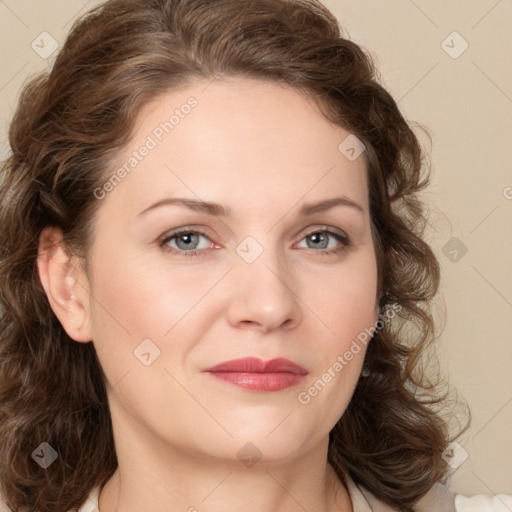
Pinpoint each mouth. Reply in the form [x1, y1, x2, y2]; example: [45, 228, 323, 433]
[202, 357, 309, 392]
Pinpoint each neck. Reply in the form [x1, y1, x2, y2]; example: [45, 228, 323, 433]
[99, 462, 351, 512]
[98, 434, 352, 512]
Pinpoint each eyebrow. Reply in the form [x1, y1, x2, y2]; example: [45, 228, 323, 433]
[137, 196, 364, 218]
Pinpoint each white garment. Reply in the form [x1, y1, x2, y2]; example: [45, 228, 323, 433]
[455, 494, 512, 512]
[347, 477, 512, 511]
[74, 477, 512, 511]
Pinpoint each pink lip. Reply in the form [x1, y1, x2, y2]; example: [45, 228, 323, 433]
[203, 357, 308, 392]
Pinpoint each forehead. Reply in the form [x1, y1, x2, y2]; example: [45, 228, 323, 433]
[103, 77, 369, 216]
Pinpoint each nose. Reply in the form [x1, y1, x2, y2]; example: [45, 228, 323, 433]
[225, 248, 303, 333]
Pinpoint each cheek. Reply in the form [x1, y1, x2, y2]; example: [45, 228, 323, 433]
[296, 249, 378, 416]
[89, 247, 215, 336]
[308, 248, 379, 343]
[86, 246, 226, 383]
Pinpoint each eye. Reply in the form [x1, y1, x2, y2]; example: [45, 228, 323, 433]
[159, 229, 214, 257]
[158, 226, 351, 258]
[295, 228, 351, 256]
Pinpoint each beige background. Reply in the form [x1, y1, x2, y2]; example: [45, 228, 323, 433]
[0, 0, 510, 497]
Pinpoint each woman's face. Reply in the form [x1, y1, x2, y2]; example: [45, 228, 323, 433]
[75, 78, 379, 464]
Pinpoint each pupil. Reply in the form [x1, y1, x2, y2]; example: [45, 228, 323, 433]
[310, 232, 327, 248]
[178, 233, 196, 249]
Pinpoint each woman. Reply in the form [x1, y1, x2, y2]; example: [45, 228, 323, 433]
[0, 0, 510, 511]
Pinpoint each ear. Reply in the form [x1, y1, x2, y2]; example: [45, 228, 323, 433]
[37, 226, 93, 343]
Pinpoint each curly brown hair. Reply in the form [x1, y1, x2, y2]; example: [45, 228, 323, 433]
[0, 0, 465, 510]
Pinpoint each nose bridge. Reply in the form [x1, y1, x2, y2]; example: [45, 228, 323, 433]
[235, 231, 289, 285]
[237, 235, 293, 298]
[226, 233, 302, 331]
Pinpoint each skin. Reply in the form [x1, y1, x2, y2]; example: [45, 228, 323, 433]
[37, 77, 379, 512]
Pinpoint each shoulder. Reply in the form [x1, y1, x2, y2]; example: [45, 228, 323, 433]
[410, 485, 512, 512]
[348, 478, 457, 511]
[347, 475, 512, 512]
[454, 493, 512, 512]
[75, 485, 100, 512]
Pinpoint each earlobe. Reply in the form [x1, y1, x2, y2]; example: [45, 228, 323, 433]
[37, 227, 93, 343]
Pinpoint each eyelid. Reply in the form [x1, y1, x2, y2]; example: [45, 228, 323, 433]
[298, 225, 349, 241]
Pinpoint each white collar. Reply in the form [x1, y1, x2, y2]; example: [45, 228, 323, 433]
[77, 478, 378, 512]
[345, 476, 395, 511]
[346, 474, 456, 512]
[78, 474, 455, 512]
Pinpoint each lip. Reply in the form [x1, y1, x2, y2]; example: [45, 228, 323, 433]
[203, 357, 309, 392]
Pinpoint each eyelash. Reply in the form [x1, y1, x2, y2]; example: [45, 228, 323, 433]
[158, 227, 351, 258]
